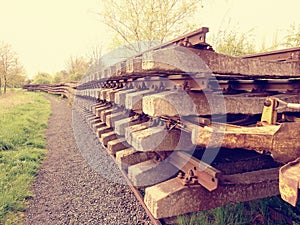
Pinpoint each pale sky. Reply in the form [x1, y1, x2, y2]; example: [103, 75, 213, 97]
[0, 0, 300, 77]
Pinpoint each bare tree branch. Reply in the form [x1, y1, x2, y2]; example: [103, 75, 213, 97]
[99, 0, 201, 53]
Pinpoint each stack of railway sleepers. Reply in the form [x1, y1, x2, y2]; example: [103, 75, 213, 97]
[23, 82, 78, 100]
[28, 27, 300, 219]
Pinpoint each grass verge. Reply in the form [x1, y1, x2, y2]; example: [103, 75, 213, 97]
[0, 89, 51, 224]
[177, 196, 300, 225]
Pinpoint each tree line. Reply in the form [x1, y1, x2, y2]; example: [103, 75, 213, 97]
[0, 48, 94, 94]
[30, 56, 92, 85]
[0, 41, 104, 93]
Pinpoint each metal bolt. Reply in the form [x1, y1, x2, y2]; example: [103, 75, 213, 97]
[177, 172, 184, 179]
[264, 99, 272, 107]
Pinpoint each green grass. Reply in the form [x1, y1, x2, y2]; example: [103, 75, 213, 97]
[177, 197, 300, 225]
[0, 89, 51, 224]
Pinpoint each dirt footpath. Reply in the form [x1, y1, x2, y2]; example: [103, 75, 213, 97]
[24, 96, 151, 225]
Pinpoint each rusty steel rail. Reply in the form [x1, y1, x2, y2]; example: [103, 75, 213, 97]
[242, 46, 300, 62]
[134, 27, 212, 58]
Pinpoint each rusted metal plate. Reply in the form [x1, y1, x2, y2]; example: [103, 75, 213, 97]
[260, 97, 278, 125]
[279, 157, 300, 206]
[168, 151, 221, 191]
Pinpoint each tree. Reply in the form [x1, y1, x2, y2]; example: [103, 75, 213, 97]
[86, 44, 105, 75]
[259, 30, 282, 52]
[32, 72, 53, 84]
[99, 0, 202, 52]
[0, 42, 24, 93]
[65, 56, 91, 82]
[88, 44, 103, 66]
[53, 72, 64, 84]
[283, 23, 300, 48]
[210, 20, 256, 57]
[7, 59, 26, 88]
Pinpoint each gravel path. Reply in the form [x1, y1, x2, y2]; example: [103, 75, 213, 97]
[24, 96, 152, 225]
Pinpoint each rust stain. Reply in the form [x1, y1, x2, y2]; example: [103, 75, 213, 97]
[279, 157, 300, 206]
